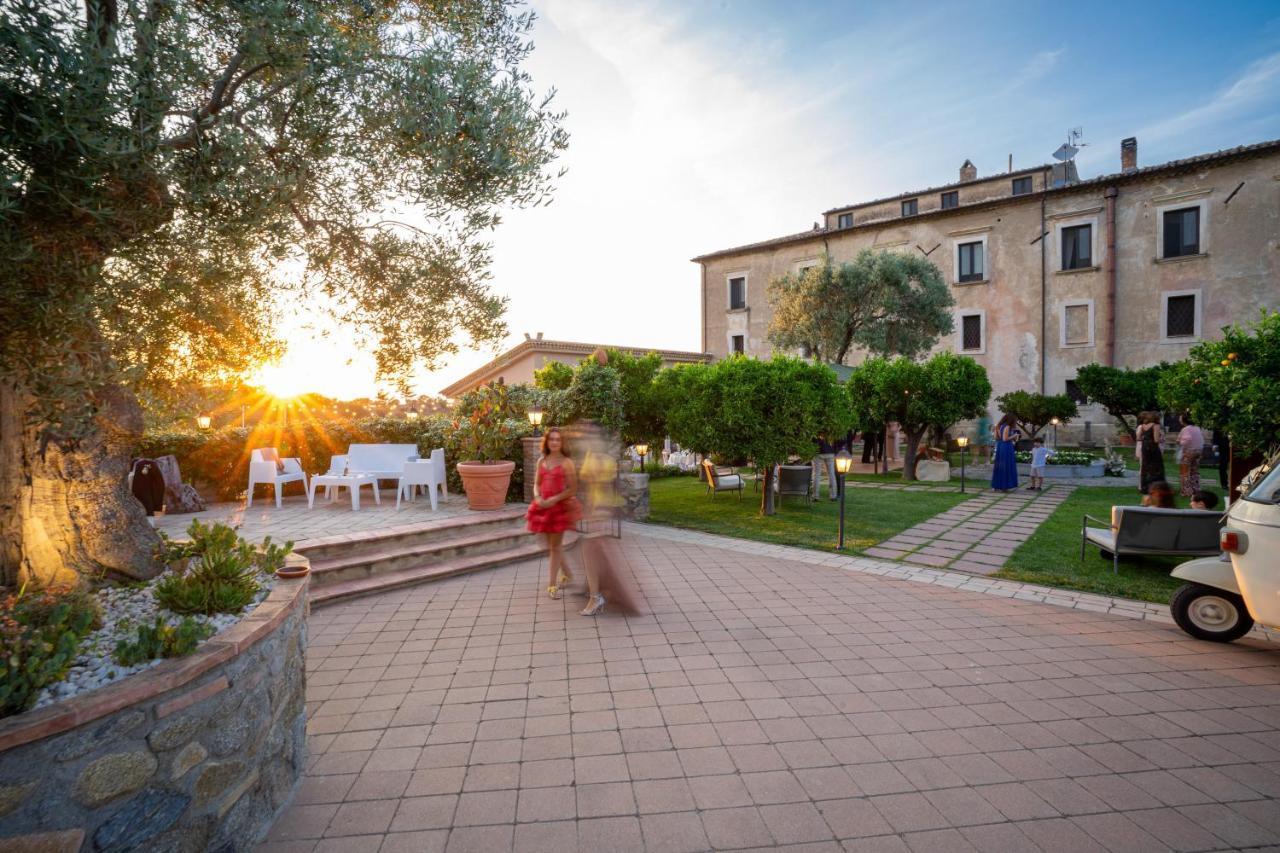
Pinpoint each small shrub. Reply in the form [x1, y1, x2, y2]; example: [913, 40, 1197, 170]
[256, 536, 295, 575]
[113, 616, 213, 667]
[155, 521, 262, 615]
[1014, 449, 1099, 466]
[0, 586, 96, 717]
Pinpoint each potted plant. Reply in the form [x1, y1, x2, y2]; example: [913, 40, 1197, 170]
[453, 385, 517, 510]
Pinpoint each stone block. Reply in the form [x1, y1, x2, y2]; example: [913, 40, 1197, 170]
[73, 750, 157, 808]
[92, 788, 189, 852]
[54, 710, 146, 763]
[0, 829, 84, 852]
[171, 742, 207, 780]
[916, 460, 951, 482]
[194, 760, 247, 809]
[0, 781, 36, 817]
[148, 715, 203, 752]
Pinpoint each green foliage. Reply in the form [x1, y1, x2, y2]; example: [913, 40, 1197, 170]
[995, 391, 1079, 440]
[452, 383, 520, 463]
[154, 521, 262, 615]
[113, 616, 213, 667]
[847, 353, 991, 480]
[533, 361, 575, 391]
[0, 586, 97, 717]
[2, 0, 567, 442]
[559, 362, 626, 436]
[604, 350, 668, 447]
[418, 413, 532, 501]
[663, 356, 849, 514]
[1158, 311, 1280, 455]
[767, 251, 954, 363]
[1073, 363, 1169, 439]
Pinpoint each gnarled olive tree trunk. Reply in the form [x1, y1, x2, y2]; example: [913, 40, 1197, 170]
[0, 379, 160, 588]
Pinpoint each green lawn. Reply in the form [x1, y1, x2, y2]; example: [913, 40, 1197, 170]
[646, 474, 969, 553]
[996, 485, 1226, 604]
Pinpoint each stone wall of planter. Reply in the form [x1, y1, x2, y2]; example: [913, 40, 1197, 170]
[1016, 461, 1105, 478]
[0, 573, 309, 853]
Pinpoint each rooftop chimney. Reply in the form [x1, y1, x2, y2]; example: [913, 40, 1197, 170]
[536, 331, 544, 340]
[959, 159, 977, 182]
[1121, 137, 1137, 173]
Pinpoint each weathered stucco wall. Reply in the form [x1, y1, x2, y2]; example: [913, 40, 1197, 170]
[0, 577, 308, 853]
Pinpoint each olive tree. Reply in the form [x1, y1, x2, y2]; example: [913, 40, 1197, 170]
[767, 250, 954, 363]
[994, 391, 1078, 441]
[847, 354, 990, 481]
[664, 357, 849, 515]
[1072, 363, 1168, 439]
[0, 0, 567, 586]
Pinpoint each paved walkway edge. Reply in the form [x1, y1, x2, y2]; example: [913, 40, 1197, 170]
[627, 522, 1279, 644]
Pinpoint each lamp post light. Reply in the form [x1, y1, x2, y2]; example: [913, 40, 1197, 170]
[955, 435, 969, 493]
[635, 443, 649, 473]
[834, 449, 853, 549]
[527, 406, 543, 436]
[407, 410, 419, 422]
[1049, 417, 1060, 450]
[196, 415, 212, 431]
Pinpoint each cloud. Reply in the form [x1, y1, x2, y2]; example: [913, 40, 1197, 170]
[1138, 51, 1280, 143]
[999, 48, 1065, 95]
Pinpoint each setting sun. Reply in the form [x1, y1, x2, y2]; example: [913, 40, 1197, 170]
[250, 361, 315, 400]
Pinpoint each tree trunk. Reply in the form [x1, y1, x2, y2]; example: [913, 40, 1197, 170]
[760, 465, 776, 516]
[901, 430, 924, 481]
[0, 379, 161, 588]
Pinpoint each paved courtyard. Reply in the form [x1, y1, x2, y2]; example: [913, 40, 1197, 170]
[261, 528, 1280, 852]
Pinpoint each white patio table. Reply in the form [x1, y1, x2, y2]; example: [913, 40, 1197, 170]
[307, 472, 381, 511]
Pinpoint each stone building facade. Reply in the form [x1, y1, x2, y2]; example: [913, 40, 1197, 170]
[694, 137, 1280, 442]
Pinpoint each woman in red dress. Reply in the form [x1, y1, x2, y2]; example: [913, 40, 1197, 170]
[527, 428, 581, 599]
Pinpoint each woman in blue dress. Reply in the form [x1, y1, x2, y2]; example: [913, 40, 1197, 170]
[991, 413, 1021, 492]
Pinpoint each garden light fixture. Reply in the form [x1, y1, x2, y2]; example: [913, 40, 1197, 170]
[835, 449, 853, 549]
[407, 410, 419, 421]
[956, 435, 969, 493]
[197, 415, 212, 430]
[1050, 416, 1060, 449]
[527, 406, 543, 435]
[635, 443, 649, 472]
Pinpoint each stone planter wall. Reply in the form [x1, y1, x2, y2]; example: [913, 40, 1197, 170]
[0, 574, 309, 853]
[618, 472, 650, 520]
[1016, 462, 1105, 478]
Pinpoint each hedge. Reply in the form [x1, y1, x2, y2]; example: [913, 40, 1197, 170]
[137, 415, 533, 503]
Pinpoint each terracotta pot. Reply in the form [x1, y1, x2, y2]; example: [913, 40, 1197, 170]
[457, 460, 516, 510]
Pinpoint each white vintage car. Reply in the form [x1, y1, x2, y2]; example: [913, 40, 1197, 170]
[1170, 456, 1280, 642]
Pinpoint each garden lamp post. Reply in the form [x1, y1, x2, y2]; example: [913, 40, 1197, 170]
[635, 443, 649, 473]
[835, 449, 853, 549]
[1050, 417, 1060, 450]
[527, 406, 543, 436]
[196, 414, 212, 431]
[407, 410, 419, 421]
[956, 436, 969, 493]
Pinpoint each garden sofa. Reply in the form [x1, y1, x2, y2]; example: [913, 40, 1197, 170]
[346, 443, 420, 483]
[1081, 505, 1223, 573]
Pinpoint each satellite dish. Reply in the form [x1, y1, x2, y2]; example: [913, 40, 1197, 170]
[1053, 143, 1079, 162]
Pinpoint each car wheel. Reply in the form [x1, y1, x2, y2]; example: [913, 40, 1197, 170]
[1170, 583, 1254, 643]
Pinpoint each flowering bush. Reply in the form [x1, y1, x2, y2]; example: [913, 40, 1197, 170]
[1103, 452, 1129, 477]
[1015, 449, 1100, 466]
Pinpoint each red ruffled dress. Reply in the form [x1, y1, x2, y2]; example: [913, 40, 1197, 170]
[526, 461, 581, 534]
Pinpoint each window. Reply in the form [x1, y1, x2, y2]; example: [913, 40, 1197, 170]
[901, 198, 918, 217]
[730, 334, 745, 354]
[1012, 176, 1033, 196]
[1065, 380, 1087, 405]
[1062, 224, 1092, 270]
[1063, 303, 1092, 346]
[837, 213, 853, 229]
[957, 240, 984, 283]
[940, 191, 958, 209]
[960, 314, 983, 351]
[1163, 207, 1200, 257]
[1165, 294, 1197, 338]
[729, 276, 746, 310]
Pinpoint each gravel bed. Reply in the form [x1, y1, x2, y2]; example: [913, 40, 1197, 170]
[33, 573, 275, 710]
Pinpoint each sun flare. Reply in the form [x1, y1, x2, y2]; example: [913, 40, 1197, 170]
[251, 362, 314, 400]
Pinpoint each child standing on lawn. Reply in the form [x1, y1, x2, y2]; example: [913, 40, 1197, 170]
[1027, 438, 1053, 491]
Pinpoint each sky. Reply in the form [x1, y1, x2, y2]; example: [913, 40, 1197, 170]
[265, 0, 1280, 401]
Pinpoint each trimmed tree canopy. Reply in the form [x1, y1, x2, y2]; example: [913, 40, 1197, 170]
[767, 250, 954, 363]
[1158, 311, 1280, 455]
[1072, 363, 1167, 439]
[663, 357, 849, 514]
[847, 353, 990, 480]
[995, 391, 1078, 441]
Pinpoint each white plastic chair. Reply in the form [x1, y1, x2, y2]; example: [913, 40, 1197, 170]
[397, 460, 441, 510]
[429, 447, 447, 498]
[247, 448, 307, 508]
[322, 454, 348, 500]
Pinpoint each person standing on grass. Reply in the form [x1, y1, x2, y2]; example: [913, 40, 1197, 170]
[1177, 413, 1204, 497]
[990, 413, 1021, 492]
[1026, 438, 1052, 491]
[527, 428, 581, 600]
[1136, 411, 1165, 496]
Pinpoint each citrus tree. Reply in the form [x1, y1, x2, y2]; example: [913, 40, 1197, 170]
[994, 391, 1078, 441]
[847, 354, 990, 481]
[1072, 363, 1168, 439]
[664, 357, 849, 515]
[0, 0, 566, 586]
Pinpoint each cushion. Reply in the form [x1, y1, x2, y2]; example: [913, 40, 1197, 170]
[718, 475, 742, 489]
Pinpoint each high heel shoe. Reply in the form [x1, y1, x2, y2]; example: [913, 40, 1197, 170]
[556, 567, 574, 587]
[580, 593, 605, 616]
[547, 585, 561, 600]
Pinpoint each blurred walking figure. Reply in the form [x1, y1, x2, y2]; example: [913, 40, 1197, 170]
[526, 428, 580, 600]
[1177, 413, 1204, 497]
[1136, 412, 1165, 496]
[574, 421, 642, 617]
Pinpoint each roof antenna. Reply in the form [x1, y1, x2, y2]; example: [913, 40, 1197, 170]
[1052, 127, 1088, 162]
